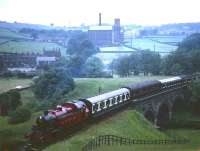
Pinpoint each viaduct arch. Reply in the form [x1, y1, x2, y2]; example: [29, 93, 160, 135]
[132, 86, 191, 128]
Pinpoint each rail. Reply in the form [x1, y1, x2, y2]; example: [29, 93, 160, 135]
[81, 135, 189, 151]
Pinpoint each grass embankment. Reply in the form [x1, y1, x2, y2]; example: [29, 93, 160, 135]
[44, 110, 168, 151]
[0, 112, 42, 149]
[97, 129, 200, 151]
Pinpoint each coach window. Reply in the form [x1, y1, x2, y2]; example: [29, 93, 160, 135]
[122, 94, 125, 101]
[114, 96, 118, 104]
[100, 101, 104, 109]
[93, 103, 98, 113]
[111, 97, 115, 104]
[119, 94, 123, 102]
[106, 100, 110, 107]
[109, 98, 113, 107]
[117, 96, 120, 103]
[126, 93, 130, 100]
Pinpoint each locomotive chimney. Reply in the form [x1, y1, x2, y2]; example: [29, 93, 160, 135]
[99, 13, 102, 26]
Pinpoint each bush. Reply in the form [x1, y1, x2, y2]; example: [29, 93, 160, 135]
[7, 90, 22, 110]
[33, 67, 75, 99]
[8, 107, 31, 124]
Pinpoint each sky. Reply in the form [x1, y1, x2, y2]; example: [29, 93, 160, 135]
[0, 0, 199, 26]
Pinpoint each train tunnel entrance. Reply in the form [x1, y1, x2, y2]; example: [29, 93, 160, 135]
[157, 104, 170, 128]
[144, 110, 155, 123]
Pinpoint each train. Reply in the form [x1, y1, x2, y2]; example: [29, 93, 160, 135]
[26, 75, 193, 143]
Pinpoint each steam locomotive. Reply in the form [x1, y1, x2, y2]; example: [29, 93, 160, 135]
[26, 75, 192, 143]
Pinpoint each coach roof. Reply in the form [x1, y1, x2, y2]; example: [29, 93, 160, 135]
[86, 88, 130, 104]
[123, 80, 161, 91]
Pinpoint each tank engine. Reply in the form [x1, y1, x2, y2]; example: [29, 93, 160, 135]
[26, 101, 89, 142]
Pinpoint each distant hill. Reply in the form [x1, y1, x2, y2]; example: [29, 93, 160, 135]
[0, 21, 56, 31]
[159, 22, 200, 31]
[0, 28, 31, 39]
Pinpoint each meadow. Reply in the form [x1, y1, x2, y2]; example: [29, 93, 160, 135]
[0, 77, 32, 93]
[0, 41, 67, 55]
[0, 28, 29, 39]
[0, 28, 67, 56]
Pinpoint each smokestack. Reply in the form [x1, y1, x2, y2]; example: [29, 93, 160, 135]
[99, 13, 101, 26]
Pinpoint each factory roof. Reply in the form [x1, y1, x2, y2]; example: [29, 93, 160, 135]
[89, 25, 112, 31]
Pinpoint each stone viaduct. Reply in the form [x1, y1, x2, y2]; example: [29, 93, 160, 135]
[131, 85, 192, 128]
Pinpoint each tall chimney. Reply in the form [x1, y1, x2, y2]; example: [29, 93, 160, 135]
[99, 13, 101, 26]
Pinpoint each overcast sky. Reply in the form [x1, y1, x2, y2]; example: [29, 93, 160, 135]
[0, 0, 199, 26]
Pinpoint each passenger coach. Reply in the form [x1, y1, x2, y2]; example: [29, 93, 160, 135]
[82, 88, 130, 117]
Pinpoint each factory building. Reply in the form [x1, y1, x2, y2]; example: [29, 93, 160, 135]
[88, 13, 124, 47]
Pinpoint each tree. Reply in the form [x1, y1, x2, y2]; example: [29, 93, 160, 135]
[0, 91, 22, 116]
[140, 50, 161, 75]
[114, 56, 131, 77]
[84, 56, 104, 77]
[7, 90, 22, 110]
[129, 52, 140, 75]
[162, 33, 200, 75]
[8, 107, 31, 124]
[190, 80, 200, 115]
[0, 93, 10, 116]
[33, 67, 75, 99]
[111, 50, 161, 77]
[66, 31, 99, 77]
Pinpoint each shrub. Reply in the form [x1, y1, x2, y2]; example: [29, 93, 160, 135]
[7, 90, 22, 110]
[33, 67, 75, 99]
[8, 107, 31, 124]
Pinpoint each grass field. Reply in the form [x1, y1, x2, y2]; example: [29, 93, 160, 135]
[63, 76, 170, 101]
[0, 111, 42, 150]
[0, 41, 67, 56]
[0, 28, 29, 39]
[0, 77, 32, 93]
[0, 28, 67, 55]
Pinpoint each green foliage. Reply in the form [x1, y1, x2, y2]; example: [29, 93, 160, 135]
[190, 80, 200, 100]
[8, 107, 31, 124]
[178, 33, 200, 50]
[0, 90, 22, 115]
[112, 50, 161, 77]
[0, 92, 10, 115]
[190, 80, 200, 114]
[84, 56, 104, 77]
[162, 33, 200, 75]
[8, 90, 22, 110]
[33, 67, 75, 99]
[66, 32, 99, 76]
[113, 56, 131, 77]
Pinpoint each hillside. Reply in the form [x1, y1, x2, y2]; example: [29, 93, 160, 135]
[0, 28, 30, 39]
[0, 21, 54, 30]
[0, 28, 67, 55]
[44, 110, 168, 151]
